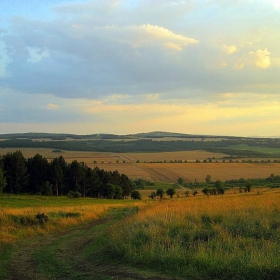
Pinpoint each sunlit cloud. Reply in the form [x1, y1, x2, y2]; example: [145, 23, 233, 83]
[222, 44, 238, 54]
[234, 49, 271, 69]
[0, 0, 280, 136]
[47, 103, 60, 110]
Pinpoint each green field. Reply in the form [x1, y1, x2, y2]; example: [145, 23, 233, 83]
[230, 144, 280, 155]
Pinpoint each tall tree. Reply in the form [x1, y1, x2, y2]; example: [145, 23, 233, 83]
[0, 168, 7, 194]
[85, 168, 101, 197]
[68, 160, 86, 192]
[120, 173, 132, 198]
[50, 156, 67, 195]
[3, 151, 29, 193]
[27, 153, 49, 193]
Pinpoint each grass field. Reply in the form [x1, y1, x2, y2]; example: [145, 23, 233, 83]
[230, 144, 280, 154]
[1, 189, 280, 279]
[106, 190, 280, 279]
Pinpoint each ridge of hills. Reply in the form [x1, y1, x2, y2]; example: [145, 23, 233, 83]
[0, 131, 280, 158]
[0, 131, 245, 140]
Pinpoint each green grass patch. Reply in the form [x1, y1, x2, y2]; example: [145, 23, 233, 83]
[230, 144, 280, 156]
[0, 194, 137, 208]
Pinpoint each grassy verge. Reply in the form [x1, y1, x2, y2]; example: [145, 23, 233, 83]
[104, 192, 280, 279]
[0, 195, 143, 279]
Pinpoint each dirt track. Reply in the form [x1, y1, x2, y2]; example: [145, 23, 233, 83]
[5, 208, 181, 280]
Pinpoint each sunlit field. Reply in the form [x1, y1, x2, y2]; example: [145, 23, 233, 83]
[105, 191, 280, 279]
[0, 195, 141, 244]
[1, 148, 279, 183]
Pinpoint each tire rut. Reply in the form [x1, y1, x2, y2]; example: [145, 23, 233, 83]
[5, 209, 181, 280]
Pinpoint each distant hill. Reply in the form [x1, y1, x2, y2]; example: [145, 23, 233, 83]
[0, 132, 279, 158]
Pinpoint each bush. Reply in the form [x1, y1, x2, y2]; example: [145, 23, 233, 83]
[131, 190, 141, 200]
[67, 191, 81, 198]
[166, 188, 176, 198]
[36, 212, 48, 224]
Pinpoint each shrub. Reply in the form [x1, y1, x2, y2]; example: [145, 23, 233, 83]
[131, 190, 141, 200]
[67, 190, 81, 198]
[166, 188, 176, 198]
[36, 212, 48, 224]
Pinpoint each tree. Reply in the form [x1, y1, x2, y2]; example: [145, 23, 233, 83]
[177, 177, 183, 185]
[214, 180, 225, 194]
[50, 156, 67, 196]
[166, 188, 176, 198]
[205, 175, 212, 184]
[85, 168, 101, 197]
[68, 160, 86, 192]
[114, 185, 123, 199]
[131, 190, 141, 200]
[0, 169, 7, 194]
[3, 151, 29, 193]
[245, 180, 252, 192]
[27, 154, 49, 194]
[156, 188, 165, 199]
[103, 183, 116, 199]
[40, 181, 53, 196]
[149, 191, 157, 199]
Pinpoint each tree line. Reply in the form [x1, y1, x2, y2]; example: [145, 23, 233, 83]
[0, 151, 133, 199]
[2, 138, 280, 158]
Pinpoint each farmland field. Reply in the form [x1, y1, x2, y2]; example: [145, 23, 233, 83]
[1, 148, 280, 183]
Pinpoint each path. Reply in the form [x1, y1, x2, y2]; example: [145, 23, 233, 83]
[5, 208, 180, 280]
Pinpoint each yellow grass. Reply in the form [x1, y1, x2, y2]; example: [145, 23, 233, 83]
[0, 201, 143, 245]
[106, 191, 280, 278]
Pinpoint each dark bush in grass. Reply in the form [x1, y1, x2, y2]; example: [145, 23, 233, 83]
[35, 212, 48, 224]
[67, 190, 81, 198]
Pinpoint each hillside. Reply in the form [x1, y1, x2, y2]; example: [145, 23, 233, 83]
[0, 132, 280, 158]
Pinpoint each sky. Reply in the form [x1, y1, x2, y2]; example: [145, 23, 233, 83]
[0, 0, 280, 136]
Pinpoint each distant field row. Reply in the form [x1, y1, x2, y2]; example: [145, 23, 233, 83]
[1, 148, 279, 183]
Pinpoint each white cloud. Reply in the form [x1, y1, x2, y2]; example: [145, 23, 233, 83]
[222, 44, 238, 54]
[252, 49, 271, 68]
[234, 49, 271, 69]
[71, 24, 198, 51]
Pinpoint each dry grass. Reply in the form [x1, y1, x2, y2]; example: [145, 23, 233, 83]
[0, 198, 143, 245]
[106, 191, 280, 279]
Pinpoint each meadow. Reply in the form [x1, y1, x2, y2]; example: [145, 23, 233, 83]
[105, 191, 280, 279]
[1, 189, 280, 278]
[0, 195, 144, 279]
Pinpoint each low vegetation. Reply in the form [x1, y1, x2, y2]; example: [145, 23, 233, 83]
[105, 191, 280, 279]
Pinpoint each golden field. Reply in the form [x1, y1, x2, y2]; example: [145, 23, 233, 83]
[106, 191, 280, 279]
[1, 148, 279, 182]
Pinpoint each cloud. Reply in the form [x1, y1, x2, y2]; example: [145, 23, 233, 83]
[27, 47, 50, 63]
[223, 44, 238, 54]
[47, 103, 60, 110]
[234, 49, 271, 69]
[252, 49, 271, 68]
[71, 23, 198, 51]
